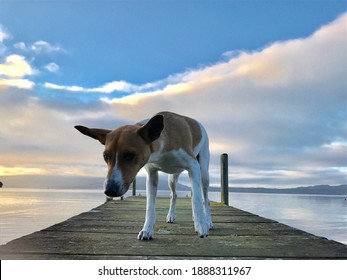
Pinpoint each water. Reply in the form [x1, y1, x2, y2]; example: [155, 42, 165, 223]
[0, 188, 106, 245]
[0, 188, 346, 245]
[211, 192, 347, 245]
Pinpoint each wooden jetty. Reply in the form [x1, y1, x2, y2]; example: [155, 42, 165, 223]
[1, 196, 346, 259]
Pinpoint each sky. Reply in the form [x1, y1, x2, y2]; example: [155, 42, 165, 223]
[0, 0, 346, 188]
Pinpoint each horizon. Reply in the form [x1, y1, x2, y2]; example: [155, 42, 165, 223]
[0, 174, 346, 191]
[0, 1, 346, 189]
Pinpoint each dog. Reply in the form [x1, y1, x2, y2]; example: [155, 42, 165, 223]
[75, 111, 212, 240]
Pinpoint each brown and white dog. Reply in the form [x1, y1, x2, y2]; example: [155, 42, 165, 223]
[75, 111, 212, 240]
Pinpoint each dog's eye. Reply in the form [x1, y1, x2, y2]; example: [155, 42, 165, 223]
[103, 153, 110, 162]
[123, 152, 135, 162]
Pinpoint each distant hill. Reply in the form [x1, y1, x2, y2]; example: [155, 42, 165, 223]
[227, 184, 347, 195]
[1, 175, 345, 195]
[0, 175, 190, 191]
[0, 175, 105, 190]
[126, 176, 190, 191]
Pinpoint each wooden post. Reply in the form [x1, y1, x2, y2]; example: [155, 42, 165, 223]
[132, 178, 136, 196]
[221, 153, 229, 205]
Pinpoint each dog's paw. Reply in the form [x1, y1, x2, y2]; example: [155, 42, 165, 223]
[137, 230, 153, 241]
[197, 229, 209, 238]
[194, 222, 209, 238]
[166, 213, 176, 223]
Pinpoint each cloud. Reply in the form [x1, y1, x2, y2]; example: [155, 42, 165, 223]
[31, 40, 65, 53]
[88, 80, 160, 94]
[0, 55, 34, 77]
[13, 42, 26, 51]
[0, 25, 10, 55]
[0, 55, 35, 89]
[44, 81, 134, 93]
[14, 40, 65, 54]
[0, 13, 346, 188]
[0, 166, 46, 176]
[98, 13, 347, 186]
[44, 82, 86, 92]
[44, 79, 164, 94]
[0, 88, 124, 177]
[0, 25, 10, 42]
[103, 13, 347, 116]
[88, 81, 137, 93]
[0, 78, 35, 89]
[44, 62, 60, 73]
[0, 24, 65, 91]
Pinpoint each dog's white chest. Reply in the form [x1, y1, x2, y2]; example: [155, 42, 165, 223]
[146, 149, 191, 174]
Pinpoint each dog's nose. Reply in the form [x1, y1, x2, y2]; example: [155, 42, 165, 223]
[104, 190, 119, 197]
[104, 180, 127, 197]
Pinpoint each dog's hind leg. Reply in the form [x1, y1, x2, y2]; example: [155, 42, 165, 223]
[201, 167, 213, 230]
[199, 151, 213, 230]
[196, 125, 213, 230]
[166, 173, 180, 223]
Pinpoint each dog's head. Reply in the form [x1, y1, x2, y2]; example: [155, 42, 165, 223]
[75, 115, 164, 197]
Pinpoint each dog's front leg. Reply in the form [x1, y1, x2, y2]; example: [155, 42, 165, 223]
[137, 168, 158, 240]
[189, 161, 209, 238]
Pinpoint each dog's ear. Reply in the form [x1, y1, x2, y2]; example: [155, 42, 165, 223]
[74, 125, 111, 145]
[138, 115, 164, 143]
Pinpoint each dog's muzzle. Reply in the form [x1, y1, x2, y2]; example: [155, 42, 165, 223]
[104, 180, 127, 197]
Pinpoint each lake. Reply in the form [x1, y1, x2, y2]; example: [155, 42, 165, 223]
[0, 188, 346, 245]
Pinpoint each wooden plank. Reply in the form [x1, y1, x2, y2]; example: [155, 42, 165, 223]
[0, 196, 346, 260]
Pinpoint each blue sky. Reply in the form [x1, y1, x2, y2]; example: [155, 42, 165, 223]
[1, 1, 345, 87]
[0, 0, 346, 188]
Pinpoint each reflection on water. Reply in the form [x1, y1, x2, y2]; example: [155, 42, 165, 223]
[0, 188, 346, 245]
[0, 188, 105, 245]
[211, 192, 347, 245]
